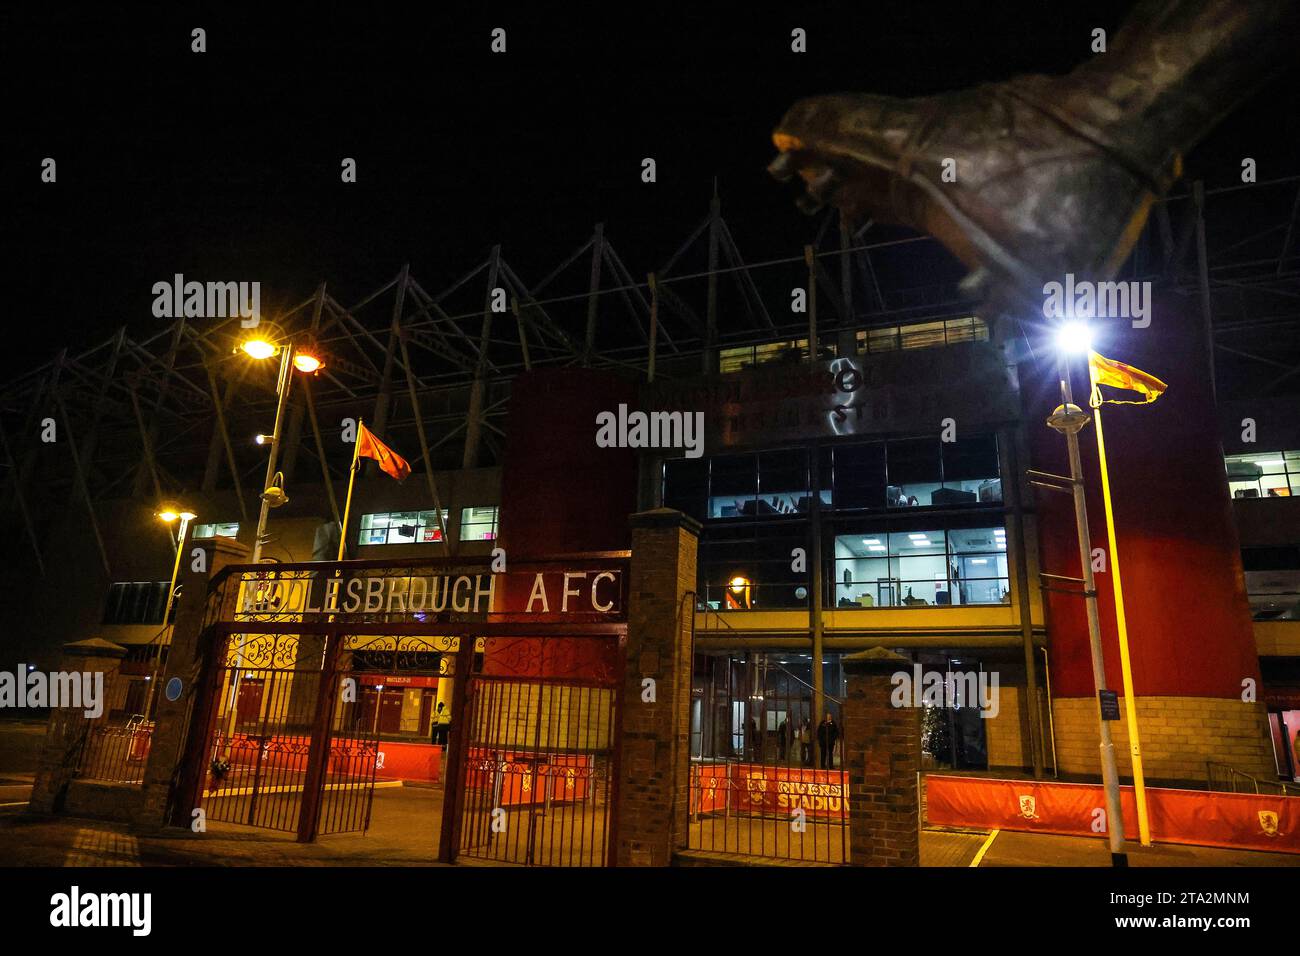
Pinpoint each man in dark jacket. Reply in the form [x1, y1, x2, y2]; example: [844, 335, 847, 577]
[816, 712, 839, 769]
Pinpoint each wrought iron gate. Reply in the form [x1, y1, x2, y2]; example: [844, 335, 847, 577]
[197, 631, 380, 837]
[453, 636, 622, 866]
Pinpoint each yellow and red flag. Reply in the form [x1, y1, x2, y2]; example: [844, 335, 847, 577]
[1088, 350, 1167, 406]
[355, 423, 411, 481]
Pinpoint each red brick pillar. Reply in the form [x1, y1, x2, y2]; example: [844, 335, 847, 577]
[137, 535, 250, 828]
[616, 507, 699, 866]
[842, 647, 921, 867]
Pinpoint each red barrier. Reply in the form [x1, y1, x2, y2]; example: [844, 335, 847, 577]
[465, 748, 594, 804]
[373, 741, 441, 782]
[690, 762, 849, 819]
[926, 775, 1299, 854]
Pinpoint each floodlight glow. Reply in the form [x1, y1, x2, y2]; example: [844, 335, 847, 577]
[1056, 321, 1092, 354]
[241, 338, 277, 360]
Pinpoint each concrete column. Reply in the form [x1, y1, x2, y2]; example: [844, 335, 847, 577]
[842, 647, 921, 867]
[137, 535, 250, 828]
[616, 507, 699, 866]
[28, 639, 128, 814]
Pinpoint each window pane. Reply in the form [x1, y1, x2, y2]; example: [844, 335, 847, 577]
[758, 449, 808, 514]
[887, 437, 941, 505]
[663, 457, 708, 521]
[709, 454, 757, 518]
[833, 441, 886, 509]
[941, 434, 1001, 503]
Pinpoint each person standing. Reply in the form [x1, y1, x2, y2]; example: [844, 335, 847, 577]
[816, 712, 839, 770]
[777, 717, 789, 762]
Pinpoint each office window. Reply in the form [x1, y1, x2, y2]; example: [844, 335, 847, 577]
[832, 441, 887, 510]
[193, 521, 240, 539]
[460, 506, 499, 541]
[699, 524, 810, 610]
[832, 434, 1000, 510]
[1242, 545, 1300, 620]
[718, 336, 837, 374]
[855, 316, 989, 355]
[831, 524, 1007, 608]
[709, 454, 758, 518]
[940, 434, 1002, 504]
[359, 510, 450, 546]
[886, 437, 942, 508]
[1225, 450, 1300, 499]
[663, 457, 708, 521]
[102, 581, 173, 625]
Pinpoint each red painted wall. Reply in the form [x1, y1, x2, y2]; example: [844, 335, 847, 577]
[1027, 294, 1260, 699]
[497, 367, 639, 560]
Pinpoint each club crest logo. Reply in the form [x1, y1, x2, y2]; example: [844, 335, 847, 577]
[1258, 810, 1280, 837]
[1017, 794, 1039, 820]
[747, 771, 768, 804]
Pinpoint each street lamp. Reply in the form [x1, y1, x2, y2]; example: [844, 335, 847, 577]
[236, 332, 325, 563]
[1045, 323, 1128, 867]
[151, 507, 196, 717]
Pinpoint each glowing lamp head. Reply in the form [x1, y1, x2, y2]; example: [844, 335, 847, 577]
[241, 338, 278, 360]
[292, 351, 323, 374]
[1056, 321, 1092, 355]
[729, 576, 751, 593]
[178, 511, 197, 522]
[254, 433, 271, 445]
[158, 510, 179, 523]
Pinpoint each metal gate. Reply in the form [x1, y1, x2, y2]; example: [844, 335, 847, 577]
[197, 631, 380, 837]
[452, 636, 622, 866]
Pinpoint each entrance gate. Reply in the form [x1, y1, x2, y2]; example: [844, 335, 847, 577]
[450, 635, 623, 867]
[197, 630, 383, 836]
[178, 554, 629, 851]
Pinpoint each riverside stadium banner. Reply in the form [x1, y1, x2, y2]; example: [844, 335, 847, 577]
[926, 775, 1300, 854]
[643, 346, 1019, 450]
[691, 762, 849, 819]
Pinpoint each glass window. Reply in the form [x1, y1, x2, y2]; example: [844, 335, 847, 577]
[709, 454, 758, 518]
[832, 441, 886, 509]
[1225, 450, 1300, 499]
[102, 581, 172, 625]
[1241, 545, 1300, 620]
[940, 434, 1002, 504]
[193, 521, 240, 539]
[699, 524, 810, 610]
[663, 457, 708, 521]
[757, 449, 808, 515]
[886, 437, 941, 507]
[459, 506, 499, 541]
[359, 510, 450, 546]
[831, 523, 1008, 608]
[856, 316, 988, 355]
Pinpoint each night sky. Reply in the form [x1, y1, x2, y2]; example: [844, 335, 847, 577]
[5, 2, 1297, 377]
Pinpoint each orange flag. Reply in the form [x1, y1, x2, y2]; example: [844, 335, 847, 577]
[355, 424, 411, 481]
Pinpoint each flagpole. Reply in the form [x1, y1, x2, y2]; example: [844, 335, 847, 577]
[1089, 361, 1153, 847]
[337, 418, 364, 562]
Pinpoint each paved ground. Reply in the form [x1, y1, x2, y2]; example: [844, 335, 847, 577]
[2, 720, 1296, 867]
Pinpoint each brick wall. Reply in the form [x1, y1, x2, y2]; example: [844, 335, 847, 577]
[1052, 695, 1274, 782]
[616, 508, 698, 867]
[842, 648, 921, 867]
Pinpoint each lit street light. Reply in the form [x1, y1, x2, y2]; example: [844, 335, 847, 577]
[237, 333, 324, 564]
[1045, 320, 1129, 867]
[150, 507, 196, 718]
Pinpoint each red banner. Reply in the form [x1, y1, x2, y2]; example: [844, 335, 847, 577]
[926, 775, 1299, 854]
[691, 762, 849, 820]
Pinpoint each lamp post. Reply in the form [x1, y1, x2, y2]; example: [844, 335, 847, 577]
[1048, 321, 1128, 867]
[151, 508, 195, 717]
[225, 335, 324, 752]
